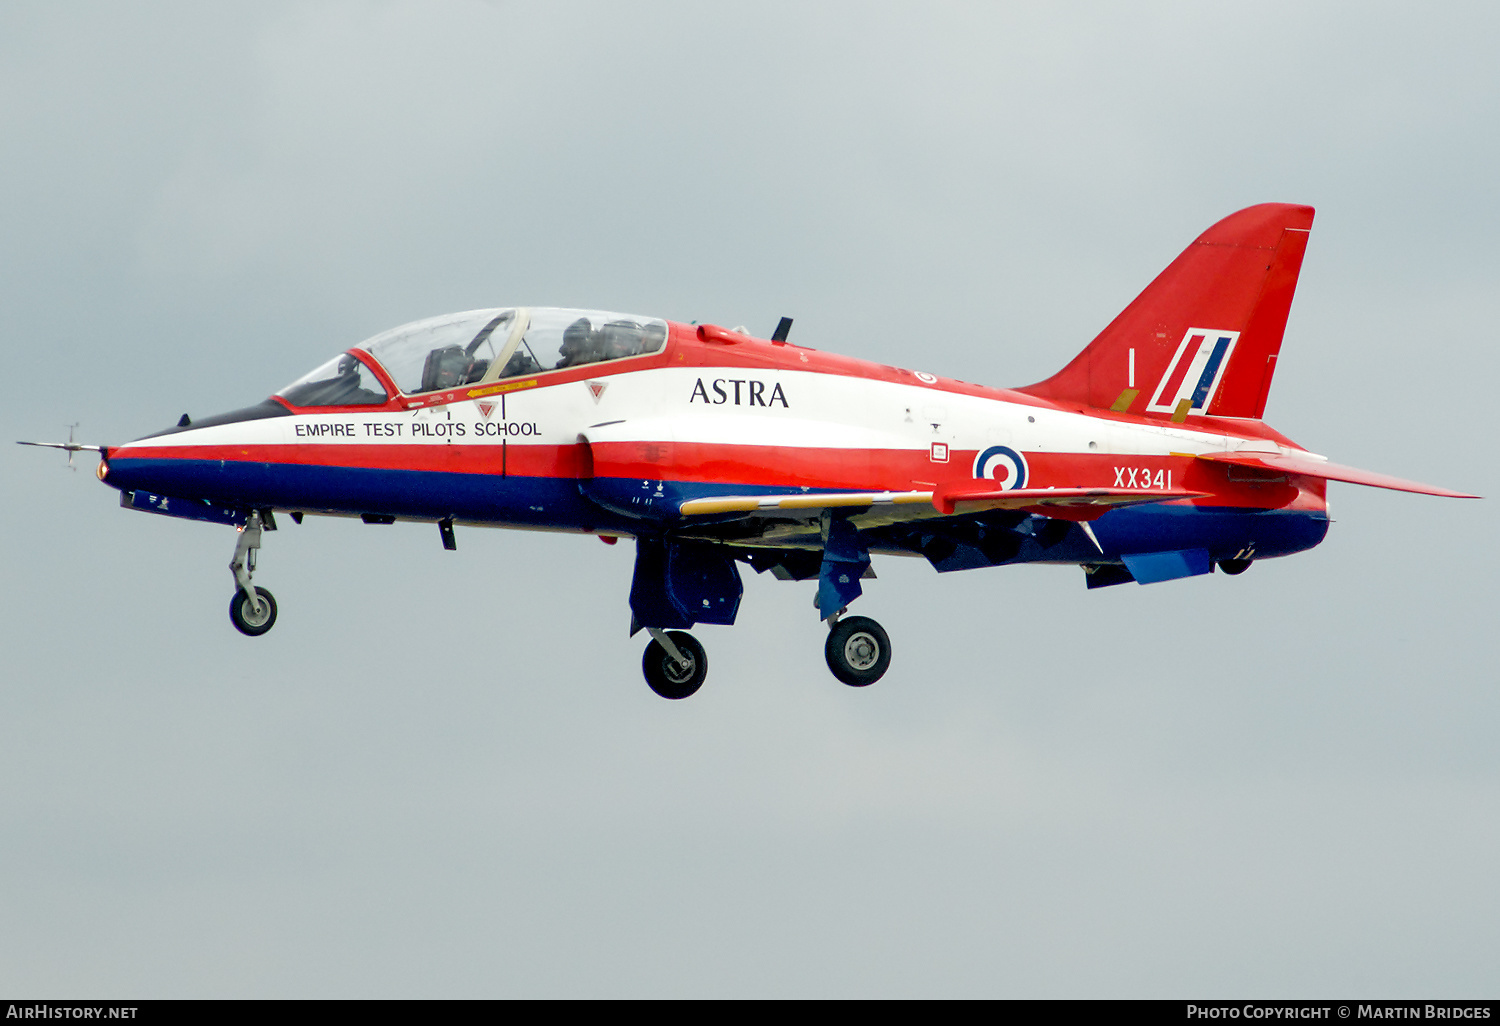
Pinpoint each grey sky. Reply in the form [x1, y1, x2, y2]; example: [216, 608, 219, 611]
[2, 1, 1496, 997]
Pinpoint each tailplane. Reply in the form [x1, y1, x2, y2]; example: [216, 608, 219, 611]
[1018, 203, 1314, 421]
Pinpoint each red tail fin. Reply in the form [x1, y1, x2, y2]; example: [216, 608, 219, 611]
[1017, 203, 1314, 421]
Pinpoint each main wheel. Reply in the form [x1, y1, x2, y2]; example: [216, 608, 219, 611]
[229, 586, 277, 636]
[825, 616, 891, 687]
[1218, 558, 1252, 576]
[642, 631, 707, 700]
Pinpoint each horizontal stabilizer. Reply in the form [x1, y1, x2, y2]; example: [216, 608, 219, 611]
[1195, 451, 1479, 498]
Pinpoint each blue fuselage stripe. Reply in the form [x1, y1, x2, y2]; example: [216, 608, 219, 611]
[104, 457, 1328, 563]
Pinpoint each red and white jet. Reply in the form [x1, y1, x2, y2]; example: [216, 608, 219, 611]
[24, 203, 1476, 698]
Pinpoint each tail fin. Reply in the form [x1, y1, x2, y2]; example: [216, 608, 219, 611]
[1017, 203, 1314, 421]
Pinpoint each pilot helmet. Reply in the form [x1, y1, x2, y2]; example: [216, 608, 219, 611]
[560, 318, 594, 359]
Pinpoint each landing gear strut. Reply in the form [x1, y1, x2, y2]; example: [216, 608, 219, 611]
[642, 629, 707, 700]
[228, 511, 277, 637]
[824, 615, 891, 687]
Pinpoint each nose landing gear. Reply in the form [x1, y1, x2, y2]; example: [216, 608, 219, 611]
[228, 510, 278, 637]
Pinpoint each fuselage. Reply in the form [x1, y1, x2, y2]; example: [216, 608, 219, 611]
[101, 310, 1330, 571]
[53, 203, 1471, 690]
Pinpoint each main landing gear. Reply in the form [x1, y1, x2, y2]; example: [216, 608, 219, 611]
[228, 510, 278, 637]
[635, 617, 893, 699]
[642, 629, 708, 700]
[631, 520, 896, 700]
[824, 614, 891, 687]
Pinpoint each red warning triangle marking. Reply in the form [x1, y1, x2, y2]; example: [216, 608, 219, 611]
[476, 400, 496, 419]
[586, 380, 607, 403]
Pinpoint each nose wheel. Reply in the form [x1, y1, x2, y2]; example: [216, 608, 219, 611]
[230, 586, 278, 636]
[825, 615, 891, 687]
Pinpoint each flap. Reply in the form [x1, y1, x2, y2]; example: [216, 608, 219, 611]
[679, 490, 934, 517]
[932, 483, 1209, 518]
[679, 484, 1209, 526]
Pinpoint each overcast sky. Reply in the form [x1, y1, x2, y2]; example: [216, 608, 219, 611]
[2, 1, 1496, 998]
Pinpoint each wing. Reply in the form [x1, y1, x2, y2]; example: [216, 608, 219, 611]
[677, 485, 1208, 541]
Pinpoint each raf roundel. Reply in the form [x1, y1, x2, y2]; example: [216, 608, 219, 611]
[973, 445, 1028, 490]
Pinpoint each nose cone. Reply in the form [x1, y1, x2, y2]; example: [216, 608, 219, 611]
[104, 399, 292, 502]
[133, 399, 293, 442]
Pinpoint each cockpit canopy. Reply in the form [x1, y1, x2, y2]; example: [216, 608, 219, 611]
[276, 307, 669, 408]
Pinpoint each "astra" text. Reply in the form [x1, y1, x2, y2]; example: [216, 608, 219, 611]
[690, 378, 789, 407]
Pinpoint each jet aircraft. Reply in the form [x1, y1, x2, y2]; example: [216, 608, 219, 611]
[22, 203, 1477, 698]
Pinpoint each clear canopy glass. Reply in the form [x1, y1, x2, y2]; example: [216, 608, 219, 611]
[500, 308, 667, 378]
[276, 352, 389, 407]
[357, 309, 517, 395]
[276, 307, 671, 407]
[362, 307, 668, 394]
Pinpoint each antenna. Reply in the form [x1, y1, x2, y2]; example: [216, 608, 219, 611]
[16, 427, 107, 468]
